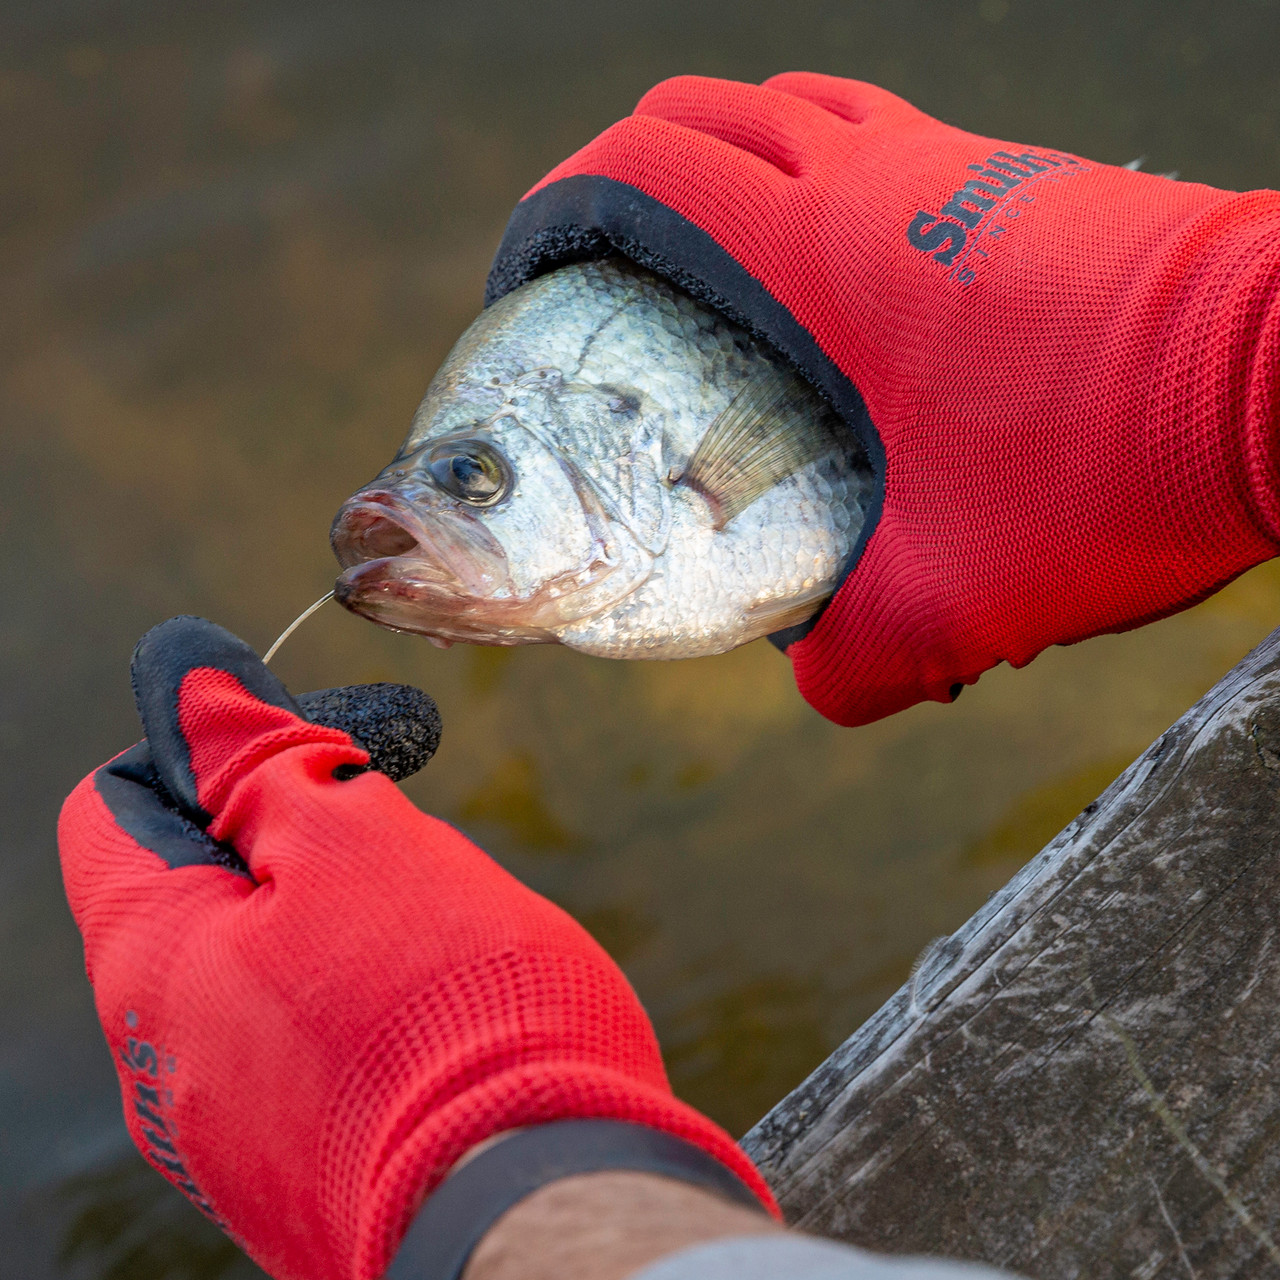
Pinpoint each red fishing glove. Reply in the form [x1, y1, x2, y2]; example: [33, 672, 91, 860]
[58, 617, 772, 1280]
[487, 73, 1280, 725]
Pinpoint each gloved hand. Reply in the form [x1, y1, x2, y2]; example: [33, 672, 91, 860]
[488, 73, 1280, 725]
[58, 617, 772, 1280]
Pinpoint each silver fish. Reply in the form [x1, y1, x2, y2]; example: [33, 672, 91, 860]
[330, 258, 872, 659]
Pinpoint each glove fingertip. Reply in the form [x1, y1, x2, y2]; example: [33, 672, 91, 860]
[762, 71, 916, 126]
[131, 617, 303, 815]
[634, 74, 780, 131]
[296, 684, 442, 783]
[632, 74, 849, 178]
[633, 72, 725, 114]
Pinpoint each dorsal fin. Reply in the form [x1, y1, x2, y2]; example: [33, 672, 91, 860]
[674, 373, 837, 530]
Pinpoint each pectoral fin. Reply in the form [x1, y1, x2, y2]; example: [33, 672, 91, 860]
[743, 582, 832, 634]
[675, 374, 838, 530]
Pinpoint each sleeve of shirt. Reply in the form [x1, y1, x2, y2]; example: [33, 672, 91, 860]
[628, 1236, 1027, 1280]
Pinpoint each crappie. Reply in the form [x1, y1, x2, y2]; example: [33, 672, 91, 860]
[330, 258, 872, 659]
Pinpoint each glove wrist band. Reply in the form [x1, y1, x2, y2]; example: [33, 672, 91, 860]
[384, 1119, 768, 1280]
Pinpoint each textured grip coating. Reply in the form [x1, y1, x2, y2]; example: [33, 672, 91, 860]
[296, 684, 442, 782]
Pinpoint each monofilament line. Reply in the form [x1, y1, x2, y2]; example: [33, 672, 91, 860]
[263, 591, 334, 665]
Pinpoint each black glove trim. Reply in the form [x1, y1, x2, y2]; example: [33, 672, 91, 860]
[95, 744, 252, 876]
[485, 173, 885, 651]
[385, 1120, 767, 1280]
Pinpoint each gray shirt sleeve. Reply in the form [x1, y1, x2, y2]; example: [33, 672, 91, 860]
[629, 1236, 1025, 1280]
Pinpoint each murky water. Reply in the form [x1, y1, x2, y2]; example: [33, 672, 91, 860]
[4, 0, 1280, 1273]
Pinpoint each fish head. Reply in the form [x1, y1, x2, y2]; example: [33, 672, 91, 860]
[330, 391, 658, 645]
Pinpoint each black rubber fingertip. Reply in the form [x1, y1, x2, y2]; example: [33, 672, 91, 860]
[130, 616, 303, 819]
[296, 684, 442, 782]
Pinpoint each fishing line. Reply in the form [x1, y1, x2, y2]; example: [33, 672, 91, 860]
[263, 591, 334, 665]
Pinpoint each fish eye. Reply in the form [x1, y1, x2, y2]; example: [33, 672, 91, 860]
[424, 438, 512, 507]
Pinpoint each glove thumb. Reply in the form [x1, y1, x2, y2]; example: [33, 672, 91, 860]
[130, 616, 361, 825]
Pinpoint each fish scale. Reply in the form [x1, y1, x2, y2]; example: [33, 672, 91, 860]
[330, 257, 873, 658]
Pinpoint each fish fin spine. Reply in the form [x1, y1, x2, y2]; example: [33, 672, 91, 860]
[675, 373, 836, 530]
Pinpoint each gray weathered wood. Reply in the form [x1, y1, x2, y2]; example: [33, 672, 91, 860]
[742, 626, 1280, 1279]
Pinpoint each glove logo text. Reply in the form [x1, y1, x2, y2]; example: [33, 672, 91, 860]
[906, 149, 1086, 284]
[120, 1014, 225, 1228]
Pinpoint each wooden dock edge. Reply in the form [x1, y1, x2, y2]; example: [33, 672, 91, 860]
[741, 625, 1280, 1279]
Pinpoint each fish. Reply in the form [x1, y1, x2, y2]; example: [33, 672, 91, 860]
[329, 257, 873, 659]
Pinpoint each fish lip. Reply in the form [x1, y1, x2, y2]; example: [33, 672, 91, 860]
[331, 488, 559, 643]
[332, 487, 513, 593]
[330, 490, 435, 571]
[332, 557, 558, 644]
[330, 464, 657, 645]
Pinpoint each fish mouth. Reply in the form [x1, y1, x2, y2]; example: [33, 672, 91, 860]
[330, 489, 563, 644]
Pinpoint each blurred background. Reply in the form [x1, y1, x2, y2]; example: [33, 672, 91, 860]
[3, 0, 1280, 1274]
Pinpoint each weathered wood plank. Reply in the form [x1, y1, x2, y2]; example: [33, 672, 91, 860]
[742, 626, 1280, 1279]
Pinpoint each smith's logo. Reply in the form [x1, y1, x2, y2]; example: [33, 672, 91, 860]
[907, 149, 1084, 281]
[120, 1015, 224, 1228]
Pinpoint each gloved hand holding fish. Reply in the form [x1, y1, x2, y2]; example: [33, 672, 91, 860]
[329, 72, 1280, 727]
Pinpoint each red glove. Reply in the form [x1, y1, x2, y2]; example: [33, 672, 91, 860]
[58, 617, 772, 1280]
[488, 73, 1280, 726]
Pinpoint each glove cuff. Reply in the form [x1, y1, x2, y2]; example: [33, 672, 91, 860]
[355, 1065, 778, 1280]
[384, 1120, 770, 1280]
